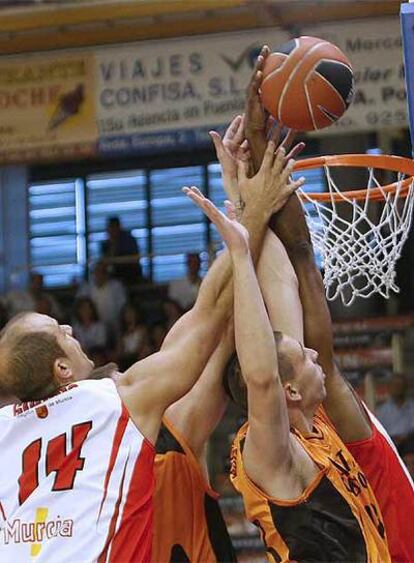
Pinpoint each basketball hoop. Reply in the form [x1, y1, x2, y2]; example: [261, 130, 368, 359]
[295, 154, 414, 306]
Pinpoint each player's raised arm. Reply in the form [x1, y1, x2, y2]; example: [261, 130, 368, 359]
[244, 46, 270, 172]
[165, 322, 234, 461]
[211, 115, 305, 342]
[270, 194, 372, 442]
[244, 46, 304, 175]
[220, 170, 294, 491]
[168, 115, 303, 458]
[117, 142, 303, 444]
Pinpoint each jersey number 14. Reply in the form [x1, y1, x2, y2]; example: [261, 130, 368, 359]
[18, 421, 93, 505]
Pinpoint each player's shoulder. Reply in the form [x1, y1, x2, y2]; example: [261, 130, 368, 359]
[0, 402, 14, 421]
[73, 377, 121, 406]
[76, 376, 117, 393]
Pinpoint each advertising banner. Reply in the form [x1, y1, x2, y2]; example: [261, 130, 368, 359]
[0, 53, 98, 164]
[96, 17, 407, 155]
[0, 16, 408, 163]
[96, 29, 288, 156]
[303, 18, 407, 134]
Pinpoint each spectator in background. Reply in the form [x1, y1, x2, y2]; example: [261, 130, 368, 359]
[35, 295, 54, 317]
[116, 303, 149, 371]
[101, 216, 142, 285]
[149, 323, 168, 353]
[88, 347, 110, 370]
[168, 253, 202, 310]
[72, 297, 107, 354]
[399, 436, 414, 479]
[0, 300, 8, 330]
[376, 373, 414, 445]
[77, 260, 126, 338]
[162, 298, 183, 331]
[5, 271, 63, 320]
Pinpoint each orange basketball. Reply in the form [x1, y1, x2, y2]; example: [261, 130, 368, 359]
[261, 36, 354, 131]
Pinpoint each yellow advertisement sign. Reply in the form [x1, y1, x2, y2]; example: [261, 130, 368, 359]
[0, 53, 97, 164]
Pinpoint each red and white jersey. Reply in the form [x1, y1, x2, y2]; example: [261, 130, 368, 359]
[346, 407, 414, 563]
[0, 378, 154, 563]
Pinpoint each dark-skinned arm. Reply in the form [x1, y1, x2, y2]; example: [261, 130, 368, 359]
[243, 47, 370, 442]
[244, 45, 304, 175]
[270, 194, 372, 442]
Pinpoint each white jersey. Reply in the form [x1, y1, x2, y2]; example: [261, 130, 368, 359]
[0, 378, 154, 563]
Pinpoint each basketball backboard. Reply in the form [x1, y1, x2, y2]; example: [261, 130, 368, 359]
[401, 1, 414, 154]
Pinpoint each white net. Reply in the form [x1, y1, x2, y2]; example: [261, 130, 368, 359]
[299, 165, 414, 306]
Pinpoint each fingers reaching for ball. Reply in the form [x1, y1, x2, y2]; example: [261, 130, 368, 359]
[182, 187, 250, 254]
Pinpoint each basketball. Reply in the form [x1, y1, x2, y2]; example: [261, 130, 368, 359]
[261, 36, 355, 131]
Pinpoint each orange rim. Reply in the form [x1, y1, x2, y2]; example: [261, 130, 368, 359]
[294, 154, 414, 202]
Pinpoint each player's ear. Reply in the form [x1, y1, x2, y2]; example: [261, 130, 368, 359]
[284, 382, 302, 403]
[53, 358, 73, 384]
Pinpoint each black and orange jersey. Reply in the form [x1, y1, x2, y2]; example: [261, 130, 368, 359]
[230, 408, 391, 563]
[153, 417, 237, 562]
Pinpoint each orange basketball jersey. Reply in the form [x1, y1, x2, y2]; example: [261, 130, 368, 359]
[153, 417, 236, 562]
[230, 409, 391, 563]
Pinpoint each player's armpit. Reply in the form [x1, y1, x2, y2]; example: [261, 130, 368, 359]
[165, 324, 234, 459]
[117, 305, 229, 444]
[241, 373, 293, 492]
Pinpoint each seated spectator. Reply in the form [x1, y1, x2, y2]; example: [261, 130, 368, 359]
[77, 260, 127, 338]
[5, 271, 63, 320]
[399, 435, 414, 480]
[162, 298, 183, 331]
[149, 323, 168, 353]
[88, 347, 111, 371]
[376, 373, 414, 445]
[168, 252, 202, 310]
[116, 303, 148, 371]
[72, 297, 107, 354]
[35, 295, 54, 317]
[101, 216, 142, 285]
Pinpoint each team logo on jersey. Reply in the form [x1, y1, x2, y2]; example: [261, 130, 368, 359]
[0, 513, 74, 547]
[13, 383, 78, 417]
[35, 406, 49, 419]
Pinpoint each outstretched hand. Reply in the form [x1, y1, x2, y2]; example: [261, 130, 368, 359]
[267, 119, 306, 162]
[209, 114, 250, 203]
[238, 140, 306, 215]
[210, 43, 306, 207]
[244, 45, 305, 173]
[245, 45, 270, 140]
[211, 113, 305, 210]
[182, 186, 249, 256]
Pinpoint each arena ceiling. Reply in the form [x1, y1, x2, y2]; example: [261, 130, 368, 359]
[0, 0, 403, 55]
